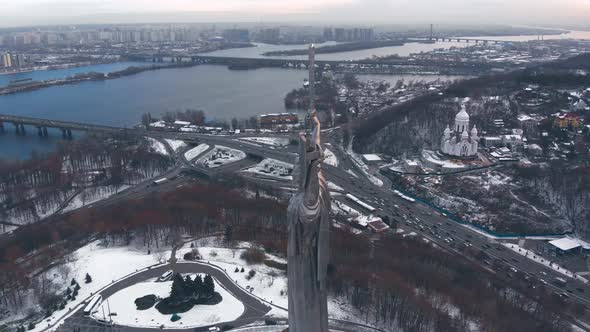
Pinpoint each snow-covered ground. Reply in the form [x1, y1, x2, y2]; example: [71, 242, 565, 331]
[237, 137, 290, 147]
[146, 137, 169, 156]
[197, 146, 247, 168]
[94, 277, 243, 328]
[15, 241, 167, 332]
[3, 237, 366, 331]
[184, 144, 210, 161]
[178, 245, 288, 316]
[61, 185, 129, 213]
[164, 139, 187, 153]
[243, 159, 293, 181]
[323, 148, 338, 167]
[327, 181, 345, 192]
[422, 150, 466, 170]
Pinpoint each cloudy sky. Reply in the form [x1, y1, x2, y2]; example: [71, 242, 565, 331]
[1, 0, 590, 27]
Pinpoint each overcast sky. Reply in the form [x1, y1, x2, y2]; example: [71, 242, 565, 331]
[1, 0, 590, 28]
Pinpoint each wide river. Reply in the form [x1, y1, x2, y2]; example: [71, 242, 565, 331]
[1, 30, 588, 160]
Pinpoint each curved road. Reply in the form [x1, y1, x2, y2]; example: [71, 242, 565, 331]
[58, 262, 271, 332]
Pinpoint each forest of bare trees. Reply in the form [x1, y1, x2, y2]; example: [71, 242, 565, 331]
[0, 134, 173, 232]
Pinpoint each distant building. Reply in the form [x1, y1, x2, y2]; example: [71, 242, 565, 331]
[323, 28, 334, 41]
[259, 28, 280, 44]
[360, 28, 374, 41]
[259, 113, 299, 128]
[517, 114, 543, 137]
[440, 105, 479, 158]
[331, 27, 374, 42]
[362, 154, 382, 163]
[482, 136, 502, 147]
[1, 52, 12, 67]
[223, 29, 250, 43]
[501, 134, 524, 152]
[554, 113, 580, 129]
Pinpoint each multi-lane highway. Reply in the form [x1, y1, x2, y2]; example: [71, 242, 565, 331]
[159, 131, 590, 314]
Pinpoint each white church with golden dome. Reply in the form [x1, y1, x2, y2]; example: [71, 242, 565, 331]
[441, 105, 479, 157]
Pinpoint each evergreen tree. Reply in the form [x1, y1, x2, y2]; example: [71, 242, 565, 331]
[65, 287, 71, 295]
[193, 275, 203, 298]
[234, 267, 239, 273]
[169, 273, 186, 301]
[184, 275, 194, 296]
[240, 267, 245, 273]
[85, 273, 92, 284]
[70, 278, 77, 286]
[203, 275, 215, 297]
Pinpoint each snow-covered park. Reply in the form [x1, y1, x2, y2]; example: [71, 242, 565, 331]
[2, 236, 365, 332]
[93, 277, 244, 328]
[323, 148, 338, 167]
[237, 137, 290, 148]
[184, 144, 210, 162]
[197, 146, 247, 168]
[164, 139, 187, 153]
[6, 242, 167, 332]
[243, 159, 294, 181]
[146, 137, 169, 156]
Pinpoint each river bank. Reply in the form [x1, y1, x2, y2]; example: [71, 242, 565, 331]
[0, 63, 196, 95]
[0, 60, 118, 77]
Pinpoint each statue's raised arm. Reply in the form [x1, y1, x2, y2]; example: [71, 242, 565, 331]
[299, 111, 323, 207]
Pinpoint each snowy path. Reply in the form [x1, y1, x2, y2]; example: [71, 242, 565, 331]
[509, 189, 553, 219]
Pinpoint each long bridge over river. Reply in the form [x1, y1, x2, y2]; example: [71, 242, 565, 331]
[0, 114, 136, 138]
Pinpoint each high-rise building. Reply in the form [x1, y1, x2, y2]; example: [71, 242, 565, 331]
[360, 28, 374, 41]
[332, 27, 374, 42]
[14, 54, 26, 67]
[334, 28, 346, 41]
[259, 28, 280, 44]
[1, 53, 13, 68]
[223, 29, 250, 43]
[323, 28, 333, 41]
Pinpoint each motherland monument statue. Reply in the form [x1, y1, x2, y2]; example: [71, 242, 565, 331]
[286, 44, 330, 332]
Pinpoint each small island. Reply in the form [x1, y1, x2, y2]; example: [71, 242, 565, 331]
[262, 40, 406, 56]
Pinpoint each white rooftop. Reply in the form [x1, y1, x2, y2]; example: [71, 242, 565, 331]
[549, 237, 581, 251]
[363, 154, 382, 162]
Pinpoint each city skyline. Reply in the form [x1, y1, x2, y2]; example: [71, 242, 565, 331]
[2, 0, 590, 28]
